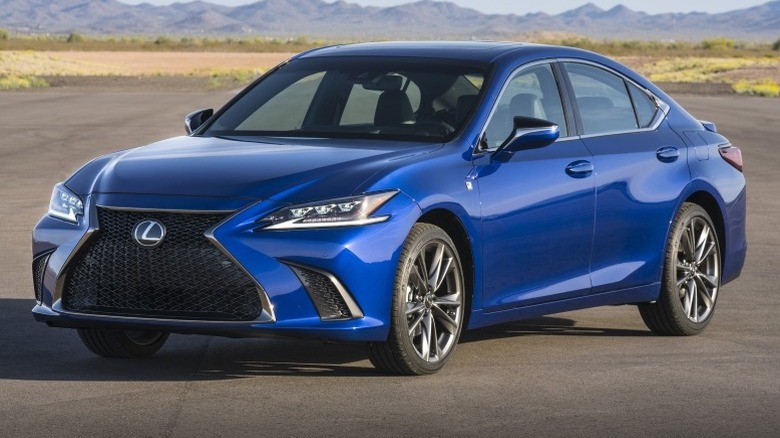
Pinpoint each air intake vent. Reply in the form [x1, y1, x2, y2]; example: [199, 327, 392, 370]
[32, 251, 53, 304]
[288, 264, 360, 320]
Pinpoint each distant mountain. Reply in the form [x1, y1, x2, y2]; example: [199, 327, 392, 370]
[1, 0, 778, 41]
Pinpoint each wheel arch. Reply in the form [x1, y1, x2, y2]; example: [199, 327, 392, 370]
[684, 190, 726, 265]
[417, 208, 476, 329]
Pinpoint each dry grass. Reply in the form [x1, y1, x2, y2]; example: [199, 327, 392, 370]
[0, 51, 293, 76]
[616, 56, 780, 97]
[2, 49, 779, 96]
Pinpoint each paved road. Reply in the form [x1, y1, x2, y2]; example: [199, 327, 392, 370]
[1, 91, 777, 437]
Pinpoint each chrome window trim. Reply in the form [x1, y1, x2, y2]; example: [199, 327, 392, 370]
[558, 58, 671, 138]
[53, 200, 276, 324]
[478, 60, 577, 152]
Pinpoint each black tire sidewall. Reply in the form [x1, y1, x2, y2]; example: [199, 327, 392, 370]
[661, 203, 721, 334]
[392, 224, 465, 374]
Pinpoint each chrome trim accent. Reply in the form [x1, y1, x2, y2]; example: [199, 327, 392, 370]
[98, 205, 237, 214]
[205, 207, 276, 323]
[284, 261, 364, 320]
[53, 199, 99, 303]
[132, 219, 167, 248]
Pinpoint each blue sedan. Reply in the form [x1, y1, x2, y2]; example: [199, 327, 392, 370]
[32, 42, 746, 374]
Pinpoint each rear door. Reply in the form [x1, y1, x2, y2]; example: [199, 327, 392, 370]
[560, 61, 690, 293]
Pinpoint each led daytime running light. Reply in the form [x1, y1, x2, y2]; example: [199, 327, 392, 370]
[261, 191, 397, 230]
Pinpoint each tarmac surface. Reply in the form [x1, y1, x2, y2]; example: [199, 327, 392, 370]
[0, 90, 778, 437]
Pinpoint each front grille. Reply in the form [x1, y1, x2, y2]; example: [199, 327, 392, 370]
[62, 208, 263, 321]
[289, 264, 352, 320]
[32, 251, 52, 303]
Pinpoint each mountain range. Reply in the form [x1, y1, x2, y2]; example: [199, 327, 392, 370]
[1, 0, 779, 41]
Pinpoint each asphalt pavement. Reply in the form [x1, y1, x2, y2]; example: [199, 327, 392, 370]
[0, 90, 777, 437]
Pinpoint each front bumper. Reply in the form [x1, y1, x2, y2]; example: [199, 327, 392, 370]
[32, 192, 421, 342]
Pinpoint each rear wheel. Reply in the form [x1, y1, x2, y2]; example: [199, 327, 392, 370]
[368, 223, 465, 375]
[77, 328, 169, 358]
[639, 203, 721, 335]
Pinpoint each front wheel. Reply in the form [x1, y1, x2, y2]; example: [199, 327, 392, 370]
[368, 223, 465, 375]
[639, 203, 721, 335]
[77, 328, 169, 358]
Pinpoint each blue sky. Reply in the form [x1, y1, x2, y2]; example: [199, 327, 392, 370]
[118, 0, 767, 15]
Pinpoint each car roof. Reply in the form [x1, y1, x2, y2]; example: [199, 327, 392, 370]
[295, 41, 579, 64]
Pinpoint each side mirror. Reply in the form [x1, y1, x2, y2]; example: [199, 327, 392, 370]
[495, 116, 559, 156]
[184, 108, 214, 135]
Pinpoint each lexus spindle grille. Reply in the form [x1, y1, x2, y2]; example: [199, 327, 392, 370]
[62, 208, 264, 321]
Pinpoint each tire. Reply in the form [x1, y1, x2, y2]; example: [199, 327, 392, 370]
[639, 203, 721, 336]
[368, 223, 465, 375]
[77, 328, 169, 358]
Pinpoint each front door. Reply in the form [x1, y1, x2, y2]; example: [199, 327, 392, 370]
[476, 63, 595, 311]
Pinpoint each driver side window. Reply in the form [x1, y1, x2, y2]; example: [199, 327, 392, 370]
[483, 64, 567, 149]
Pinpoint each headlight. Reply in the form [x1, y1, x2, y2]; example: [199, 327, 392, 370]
[259, 191, 398, 230]
[48, 183, 84, 224]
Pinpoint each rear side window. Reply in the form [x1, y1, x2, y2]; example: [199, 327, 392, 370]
[564, 63, 638, 135]
[628, 84, 658, 128]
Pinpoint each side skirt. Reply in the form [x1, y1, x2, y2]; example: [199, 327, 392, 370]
[466, 283, 660, 330]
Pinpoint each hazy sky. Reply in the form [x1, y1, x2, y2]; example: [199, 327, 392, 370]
[118, 0, 767, 15]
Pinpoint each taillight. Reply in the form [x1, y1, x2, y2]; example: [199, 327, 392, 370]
[719, 146, 743, 172]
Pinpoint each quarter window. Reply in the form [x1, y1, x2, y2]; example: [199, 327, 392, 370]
[483, 63, 568, 149]
[628, 84, 658, 128]
[564, 63, 638, 135]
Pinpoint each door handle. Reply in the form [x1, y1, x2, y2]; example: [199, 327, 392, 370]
[565, 160, 593, 178]
[656, 146, 680, 162]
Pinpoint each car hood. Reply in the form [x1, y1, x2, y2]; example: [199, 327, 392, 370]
[90, 135, 438, 202]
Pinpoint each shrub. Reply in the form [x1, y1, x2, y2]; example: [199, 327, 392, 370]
[66, 32, 85, 43]
[772, 38, 780, 51]
[733, 79, 780, 97]
[0, 75, 49, 90]
[701, 37, 736, 51]
[154, 36, 172, 45]
[0, 28, 9, 40]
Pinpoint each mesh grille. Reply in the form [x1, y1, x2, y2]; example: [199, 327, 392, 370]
[290, 265, 352, 320]
[32, 252, 52, 303]
[62, 208, 263, 321]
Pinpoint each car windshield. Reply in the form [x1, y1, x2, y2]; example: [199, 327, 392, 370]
[204, 57, 488, 142]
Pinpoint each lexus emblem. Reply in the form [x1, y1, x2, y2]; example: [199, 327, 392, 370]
[133, 219, 166, 248]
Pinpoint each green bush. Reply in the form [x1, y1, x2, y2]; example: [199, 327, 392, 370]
[154, 36, 172, 45]
[772, 38, 780, 51]
[66, 32, 85, 43]
[0, 28, 9, 40]
[701, 37, 736, 51]
[0, 75, 49, 90]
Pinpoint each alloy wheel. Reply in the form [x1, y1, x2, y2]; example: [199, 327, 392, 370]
[404, 240, 463, 363]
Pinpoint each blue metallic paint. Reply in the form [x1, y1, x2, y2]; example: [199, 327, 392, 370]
[32, 42, 746, 342]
